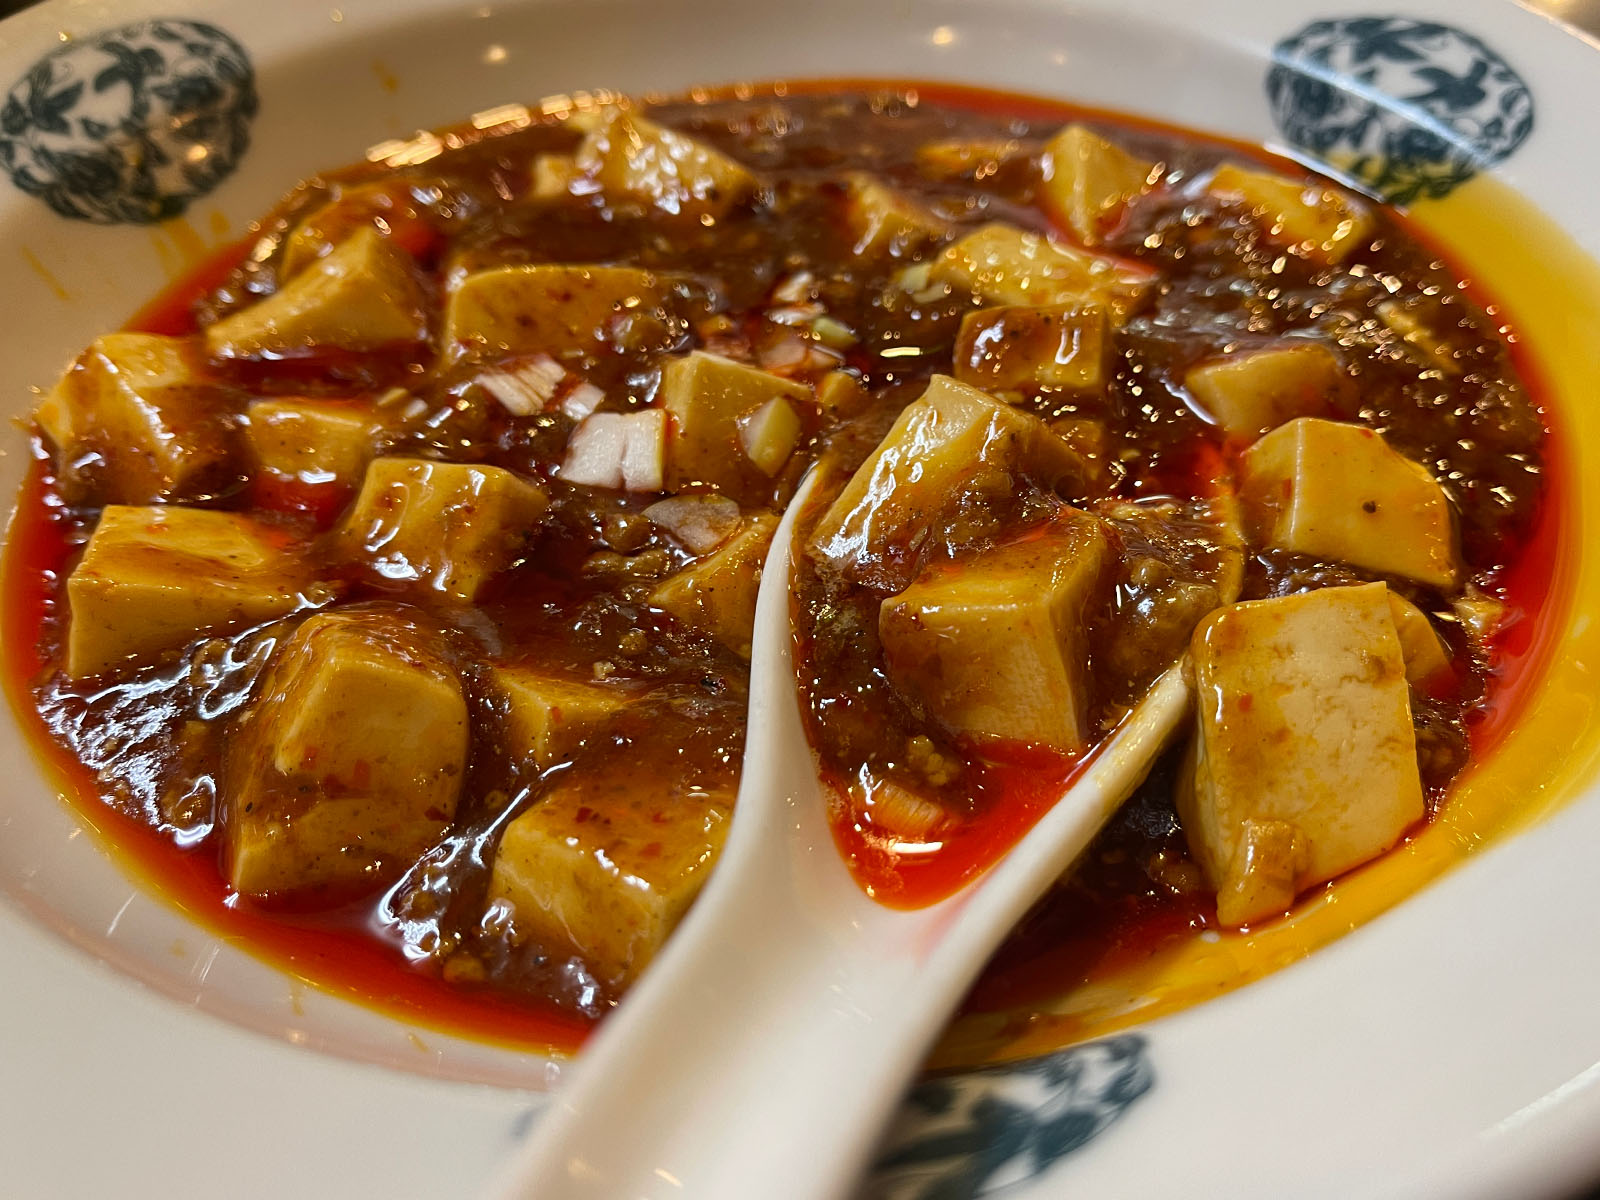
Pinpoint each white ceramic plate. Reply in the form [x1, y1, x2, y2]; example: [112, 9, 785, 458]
[5, 1, 1600, 1196]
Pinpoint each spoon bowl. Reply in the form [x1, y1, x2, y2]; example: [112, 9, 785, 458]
[487, 473, 1193, 1200]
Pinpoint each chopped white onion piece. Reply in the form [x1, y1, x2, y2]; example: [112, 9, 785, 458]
[478, 354, 566, 416]
[561, 381, 605, 421]
[643, 495, 742, 554]
[559, 410, 666, 492]
[771, 270, 816, 305]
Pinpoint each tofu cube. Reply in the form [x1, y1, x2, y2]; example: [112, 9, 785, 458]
[246, 398, 380, 486]
[225, 609, 468, 895]
[1387, 590, 1452, 684]
[843, 172, 950, 255]
[928, 224, 1157, 324]
[206, 227, 428, 357]
[1185, 343, 1347, 436]
[954, 304, 1109, 392]
[1207, 163, 1374, 264]
[560, 411, 667, 492]
[489, 665, 634, 767]
[1039, 124, 1155, 244]
[38, 332, 236, 505]
[488, 771, 732, 984]
[339, 458, 549, 601]
[1377, 300, 1462, 375]
[1239, 417, 1461, 589]
[650, 512, 778, 657]
[1178, 583, 1424, 926]
[530, 154, 579, 201]
[659, 351, 813, 502]
[279, 181, 432, 279]
[66, 505, 307, 678]
[443, 264, 674, 361]
[808, 375, 1093, 591]
[576, 108, 759, 222]
[914, 137, 1025, 180]
[878, 509, 1110, 752]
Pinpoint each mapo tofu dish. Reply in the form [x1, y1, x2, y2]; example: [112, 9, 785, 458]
[4, 82, 1555, 1044]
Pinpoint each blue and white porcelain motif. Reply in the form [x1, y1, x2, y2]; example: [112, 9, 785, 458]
[1267, 16, 1534, 203]
[0, 18, 256, 224]
[865, 1035, 1154, 1199]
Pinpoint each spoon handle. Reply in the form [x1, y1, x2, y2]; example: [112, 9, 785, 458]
[485, 483, 1192, 1200]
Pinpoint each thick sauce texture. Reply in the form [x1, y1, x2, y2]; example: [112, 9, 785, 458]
[3, 83, 1557, 1050]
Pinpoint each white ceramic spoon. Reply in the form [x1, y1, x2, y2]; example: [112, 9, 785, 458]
[486, 476, 1193, 1200]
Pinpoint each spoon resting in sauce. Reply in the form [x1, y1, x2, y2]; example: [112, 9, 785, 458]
[485, 473, 1192, 1200]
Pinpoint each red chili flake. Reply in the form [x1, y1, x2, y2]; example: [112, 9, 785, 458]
[573, 806, 594, 824]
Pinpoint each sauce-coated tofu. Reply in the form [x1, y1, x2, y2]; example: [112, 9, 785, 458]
[490, 665, 634, 768]
[1239, 417, 1460, 589]
[37, 333, 235, 505]
[808, 375, 1093, 591]
[954, 304, 1109, 392]
[1207, 163, 1374, 264]
[928, 224, 1156, 324]
[206, 227, 428, 357]
[246, 398, 381, 486]
[279, 181, 432, 279]
[226, 609, 468, 895]
[659, 351, 813, 501]
[1178, 583, 1424, 926]
[878, 509, 1111, 752]
[576, 108, 759, 222]
[66, 505, 308, 678]
[1386, 590, 1451, 684]
[443, 264, 674, 361]
[843, 172, 950, 255]
[650, 512, 778, 658]
[488, 771, 731, 984]
[1184, 343, 1347, 436]
[1039, 124, 1155, 244]
[339, 457, 549, 601]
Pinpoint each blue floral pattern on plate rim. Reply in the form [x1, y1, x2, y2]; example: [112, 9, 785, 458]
[1267, 15, 1534, 204]
[0, 17, 256, 224]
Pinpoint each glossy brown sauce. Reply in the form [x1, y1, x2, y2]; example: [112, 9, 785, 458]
[2, 81, 1561, 1053]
